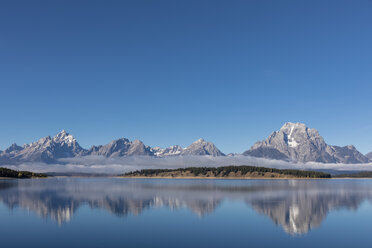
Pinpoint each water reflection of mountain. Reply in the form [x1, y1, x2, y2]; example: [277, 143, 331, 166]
[250, 191, 363, 234]
[0, 178, 371, 234]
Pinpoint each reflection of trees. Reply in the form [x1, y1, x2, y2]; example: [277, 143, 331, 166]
[0, 179, 371, 233]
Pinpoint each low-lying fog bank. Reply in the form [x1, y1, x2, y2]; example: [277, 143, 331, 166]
[2, 155, 372, 175]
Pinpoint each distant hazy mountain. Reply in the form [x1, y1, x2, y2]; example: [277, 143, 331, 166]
[245, 122, 370, 164]
[4, 143, 23, 153]
[366, 152, 372, 160]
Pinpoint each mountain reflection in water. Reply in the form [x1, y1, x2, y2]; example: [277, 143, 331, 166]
[0, 178, 371, 234]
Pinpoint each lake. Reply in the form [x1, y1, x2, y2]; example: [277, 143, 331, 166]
[1, 178, 372, 247]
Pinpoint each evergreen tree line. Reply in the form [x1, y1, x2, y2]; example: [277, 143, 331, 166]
[0, 167, 47, 178]
[334, 171, 372, 178]
[124, 165, 331, 178]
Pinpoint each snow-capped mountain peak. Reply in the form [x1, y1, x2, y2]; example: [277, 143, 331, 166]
[245, 122, 369, 164]
[151, 145, 183, 157]
[53, 130, 76, 145]
[279, 122, 310, 148]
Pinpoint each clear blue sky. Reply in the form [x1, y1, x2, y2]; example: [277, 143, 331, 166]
[1, 0, 372, 154]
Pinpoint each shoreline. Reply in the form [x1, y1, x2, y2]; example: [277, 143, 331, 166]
[119, 176, 372, 180]
[0, 176, 47, 180]
[118, 176, 331, 180]
[1, 176, 372, 180]
[0, 177, 14, 180]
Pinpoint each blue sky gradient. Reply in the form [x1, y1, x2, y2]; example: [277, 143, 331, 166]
[1, 0, 372, 153]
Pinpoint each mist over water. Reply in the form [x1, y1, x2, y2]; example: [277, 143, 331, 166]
[3, 155, 372, 174]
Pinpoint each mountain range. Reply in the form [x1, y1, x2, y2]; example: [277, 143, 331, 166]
[0, 130, 224, 164]
[0, 122, 370, 165]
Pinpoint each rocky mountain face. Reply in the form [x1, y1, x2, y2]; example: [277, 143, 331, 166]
[243, 147, 289, 160]
[86, 138, 153, 157]
[181, 138, 225, 156]
[245, 122, 370, 164]
[366, 152, 372, 160]
[327, 145, 370, 164]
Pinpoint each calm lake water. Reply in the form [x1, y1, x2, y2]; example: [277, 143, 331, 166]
[1, 178, 372, 247]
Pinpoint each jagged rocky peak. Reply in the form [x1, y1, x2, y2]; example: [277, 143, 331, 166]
[4, 143, 23, 153]
[126, 139, 154, 156]
[181, 138, 225, 156]
[87, 138, 153, 157]
[28, 135, 52, 147]
[328, 145, 370, 164]
[278, 122, 323, 149]
[106, 138, 131, 150]
[151, 138, 225, 157]
[52, 130, 84, 154]
[53, 130, 76, 145]
[87, 138, 131, 157]
[245, 122, 369, 164]
[0, 130, 85, 164]
[166, 145, 183, 153]
[151, 145, 183, 157]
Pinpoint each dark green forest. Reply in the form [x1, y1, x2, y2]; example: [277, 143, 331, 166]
[0, 167, 47, 178]
[123, 165, 331, 178]
[334, 171, 372, 178]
